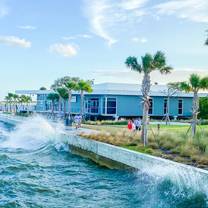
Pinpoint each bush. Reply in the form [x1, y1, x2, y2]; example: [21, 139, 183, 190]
[199, 97, 208, 119]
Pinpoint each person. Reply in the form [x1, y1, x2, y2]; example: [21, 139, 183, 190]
[127, 119, 133, 130]
[78, 114, 82, 128]
[74, 114, 79, 129]
[134, 118, 142, 131]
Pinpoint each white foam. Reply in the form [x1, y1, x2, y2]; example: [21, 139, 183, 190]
[0, 115, 66, 150]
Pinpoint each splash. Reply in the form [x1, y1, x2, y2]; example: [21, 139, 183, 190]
[0, 115, 66, 150]
[140, 162, 208, 201]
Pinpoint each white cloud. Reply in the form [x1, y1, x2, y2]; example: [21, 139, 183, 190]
[132, 37, 147, 43]
[0, 2, 9, 18]
[49, 43, 77, 57]
[17, 25, 37, 30]
[155, 0, 208, 23]
[0, 36, 31, 48]
[84, 0, 148, 46]
[62, 34, 92, 40]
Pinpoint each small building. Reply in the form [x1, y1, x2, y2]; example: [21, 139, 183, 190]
[16, 83, 206, 120]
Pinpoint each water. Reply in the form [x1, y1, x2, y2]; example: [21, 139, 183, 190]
[0, 116, 207, 208]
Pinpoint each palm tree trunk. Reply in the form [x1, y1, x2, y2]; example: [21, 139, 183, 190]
[192, 91, 199, 137]
[141, 73, 151, 146]
[80, 91, 84, 116]
[51, 101, 54, 115]
[58, 96, 61, 113]
[63, 100, 66, 116]
[68, 91, 72, 119]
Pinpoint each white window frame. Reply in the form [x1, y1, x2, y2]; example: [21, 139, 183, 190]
[102, 97, 117, 116]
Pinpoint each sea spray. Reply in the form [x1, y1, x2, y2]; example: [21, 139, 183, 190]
[0, 115, 66, 150]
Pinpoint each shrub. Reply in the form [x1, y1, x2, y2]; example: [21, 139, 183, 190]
[199, 97, 208, 119]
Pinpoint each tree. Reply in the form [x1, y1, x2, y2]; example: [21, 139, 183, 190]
[199, 97, 208, 119]
[56, 87, 69, 115]
[5, 93, 14, 112]
[77, 80, 93, 116]
[51, 78, 66, 113]
[47, 93, 59, 114]
[40, 87, 47, 90]
[171, 74, 208, 137]
[125, 51, 172, 146]
[161, 84, 178, 125]
[64, 77, 79, 119]
[12, 94, 19, 113]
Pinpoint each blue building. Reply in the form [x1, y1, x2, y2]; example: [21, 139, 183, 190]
[16, 83, 202, 119]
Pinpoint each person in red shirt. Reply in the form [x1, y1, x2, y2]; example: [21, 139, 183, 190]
[127, 120, 133, 130]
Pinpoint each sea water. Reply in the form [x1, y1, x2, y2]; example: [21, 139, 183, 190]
[0, 116, 207, 208]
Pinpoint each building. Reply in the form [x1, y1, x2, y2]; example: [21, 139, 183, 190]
[15, 83, 206, 119]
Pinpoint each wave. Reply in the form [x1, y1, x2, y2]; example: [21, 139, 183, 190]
[0, 115, 66, 151]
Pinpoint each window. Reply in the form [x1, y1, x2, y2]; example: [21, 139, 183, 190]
[148, 98, 153, 115]
[102, 97, 117, 115]
[88, 98, 99, 114]
[107, 98, 116, 114]
[164, 98, 168, 115]
[178, 99, 183, 115]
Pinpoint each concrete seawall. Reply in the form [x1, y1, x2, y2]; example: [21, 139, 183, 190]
[67, 135, 208, 178]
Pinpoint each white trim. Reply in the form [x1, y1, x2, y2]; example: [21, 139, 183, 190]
[101, 96, 117, 116]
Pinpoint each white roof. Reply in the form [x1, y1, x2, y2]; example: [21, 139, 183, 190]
[16, 83, 208, 97]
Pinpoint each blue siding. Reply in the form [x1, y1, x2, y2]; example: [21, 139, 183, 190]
[36, 93, 193, 118]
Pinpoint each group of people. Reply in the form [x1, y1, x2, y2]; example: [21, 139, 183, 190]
[127, 118, 142, 131]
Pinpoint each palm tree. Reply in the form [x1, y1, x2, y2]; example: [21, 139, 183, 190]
[5, 93, 14, 112]
[125, 51, 172, 146]
[51, 78, 65, 113]
[64, 77, 79, 118]
[77, 80, 93, 116]
[56, 87, 69, 116]
[47, 93, 59, 114]
[170, 74, 208, 137]
[12, 94, 19, 113]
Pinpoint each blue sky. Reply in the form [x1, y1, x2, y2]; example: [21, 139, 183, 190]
[0, 0, 208, 99]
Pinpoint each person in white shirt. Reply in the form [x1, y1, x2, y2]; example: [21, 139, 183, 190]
[134, 118, 142, 131]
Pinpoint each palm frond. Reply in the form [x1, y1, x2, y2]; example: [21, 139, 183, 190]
[125, 56, 142, 72]
[141, 53, 154, 73]
[159, 66, 173, 74]
[200, 76, 208, 90]
[153, 51, 166, 69]
[189, 74, 201, 90]
[179, 82, 192, 92]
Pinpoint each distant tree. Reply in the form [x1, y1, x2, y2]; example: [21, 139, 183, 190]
[199, 97, 208, 119]
[125, 51, 172, 146]
[63, 77, 79, 118]
[12, 94, 19, 113]
[40, 87, 47, 90]
[171, 74, 208, 137]
[77, 80, 93, 116]
[47, 93, 59, 114]
[5, 93, 13, 112]
[56, 87, 69, 115]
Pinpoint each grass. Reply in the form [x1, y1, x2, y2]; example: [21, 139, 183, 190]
[79, 123, 208, 169]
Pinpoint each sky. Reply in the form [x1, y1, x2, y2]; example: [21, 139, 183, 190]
[0, 0, 208, 99]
